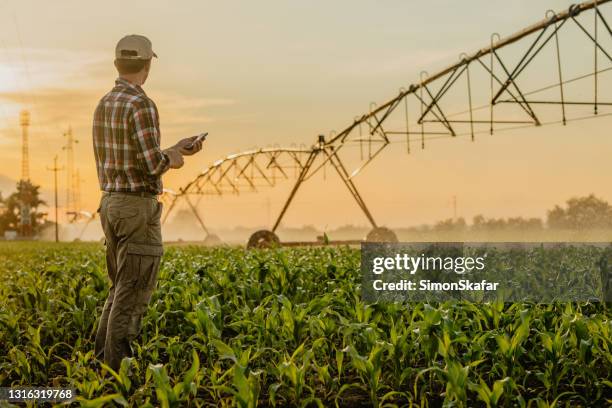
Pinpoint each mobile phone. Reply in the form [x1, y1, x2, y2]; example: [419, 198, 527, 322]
[187, 132, 208, 149]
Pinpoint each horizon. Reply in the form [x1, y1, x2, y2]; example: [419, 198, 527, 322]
[38, 193, 612, 243]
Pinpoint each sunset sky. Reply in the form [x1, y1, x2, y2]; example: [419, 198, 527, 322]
[0, 0, 610, 236]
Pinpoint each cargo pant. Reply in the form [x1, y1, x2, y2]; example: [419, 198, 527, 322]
[94, 192, 164, 371]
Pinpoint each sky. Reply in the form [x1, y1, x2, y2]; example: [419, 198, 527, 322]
[0, 0, 610, 235]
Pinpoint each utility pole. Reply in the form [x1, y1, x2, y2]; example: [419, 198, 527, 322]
[452, 195, 457, 221]
[47, 156, 64, 242]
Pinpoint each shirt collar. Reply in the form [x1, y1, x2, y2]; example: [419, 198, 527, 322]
[115, 77, 146, 96]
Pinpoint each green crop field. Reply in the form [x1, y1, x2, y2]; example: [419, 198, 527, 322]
[0, 242, 611, 407]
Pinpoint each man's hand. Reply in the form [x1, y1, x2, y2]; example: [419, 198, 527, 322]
[175, 135, 204, 156]
[164, 148, 184, 169]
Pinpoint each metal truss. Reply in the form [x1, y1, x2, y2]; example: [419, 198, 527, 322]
[161, 147, 313, 234]
[164, 0, 612, 238]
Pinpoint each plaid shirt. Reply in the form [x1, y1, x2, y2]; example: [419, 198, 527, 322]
[93, 78, 169, 194]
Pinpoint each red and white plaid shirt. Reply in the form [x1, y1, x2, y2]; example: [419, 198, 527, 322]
[93, 78, 169, 194]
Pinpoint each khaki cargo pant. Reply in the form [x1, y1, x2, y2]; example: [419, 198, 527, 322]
[94, 192, 163, 371]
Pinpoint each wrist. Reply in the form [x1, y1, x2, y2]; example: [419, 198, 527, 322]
[161, 151, 171, 171]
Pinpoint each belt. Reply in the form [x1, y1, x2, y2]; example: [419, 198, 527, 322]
[103, 191, 157, 199]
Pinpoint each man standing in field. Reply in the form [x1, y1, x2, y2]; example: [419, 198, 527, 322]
[92, 34, 203, 370]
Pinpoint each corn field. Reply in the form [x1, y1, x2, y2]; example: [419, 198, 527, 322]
[0, 242, 611, 407]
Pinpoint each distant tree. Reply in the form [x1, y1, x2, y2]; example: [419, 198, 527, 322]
[547, 194, 612, 230]
[506, 217, 543, 230]
[547, 206, 566, 229]
[472, 214, 486, 230]
[434, 217, 466, 231]
[486, 218, 507, 230]
[471, 215, 506, 230]
[472, 215, 543, 231]
[0, 180, 47, 235]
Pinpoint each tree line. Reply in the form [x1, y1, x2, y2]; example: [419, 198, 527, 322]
[429, 194, 612, 232]
[0, 179, 611, 237]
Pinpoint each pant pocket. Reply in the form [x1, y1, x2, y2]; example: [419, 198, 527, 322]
[147, 201, 163, 244]
[126, 242, 163, 289]
[126, 311, 144, 340]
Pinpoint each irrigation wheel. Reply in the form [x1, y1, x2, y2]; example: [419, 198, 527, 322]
[365, 227, 398, 243]
[247, 230, 280, 249]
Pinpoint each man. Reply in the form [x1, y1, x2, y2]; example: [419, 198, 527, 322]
[92, 34, 203, 370]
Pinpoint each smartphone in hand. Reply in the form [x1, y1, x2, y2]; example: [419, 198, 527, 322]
[186, 132, 208, 150]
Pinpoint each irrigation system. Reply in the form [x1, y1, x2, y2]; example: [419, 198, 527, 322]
[160, 0, 612, 247]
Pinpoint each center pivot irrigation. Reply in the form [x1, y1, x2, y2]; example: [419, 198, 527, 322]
[162, 0, 612, 247]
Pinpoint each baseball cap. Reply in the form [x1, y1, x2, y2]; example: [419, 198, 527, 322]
[115, 34, 158, 60]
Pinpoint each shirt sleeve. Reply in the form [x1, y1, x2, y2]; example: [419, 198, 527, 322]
[131, 100, 170, 176]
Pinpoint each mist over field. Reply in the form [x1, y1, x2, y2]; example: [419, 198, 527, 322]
[40, 209, 612, 245]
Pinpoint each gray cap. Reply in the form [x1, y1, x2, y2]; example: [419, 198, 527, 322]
[115, 34, 158, 60]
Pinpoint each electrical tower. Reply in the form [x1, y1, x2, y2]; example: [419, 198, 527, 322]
[63, 126, 78, 216]
[19, 110, 32, 236]
[19, 110, 30, 181]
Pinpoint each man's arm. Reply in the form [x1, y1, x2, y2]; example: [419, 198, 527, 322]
[131, 101, 182, 173]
